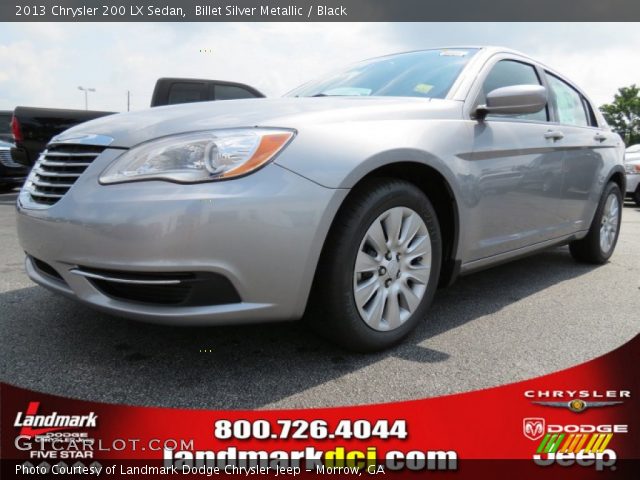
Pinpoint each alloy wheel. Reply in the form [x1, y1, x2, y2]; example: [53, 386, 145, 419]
[353, 207, 431, 331]
[599, 193, 620, 254]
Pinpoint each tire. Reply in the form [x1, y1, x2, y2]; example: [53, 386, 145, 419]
[307, 178, 442, 352]
[569, 182, 622, 264]
[634, 187, 640, 207]
[0, 184, 16, 194]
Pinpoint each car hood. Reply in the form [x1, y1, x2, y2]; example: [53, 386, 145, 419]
[54, 97, 461, 148]
[625, 152, 640, 164]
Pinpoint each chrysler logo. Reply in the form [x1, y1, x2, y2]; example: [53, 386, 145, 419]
[532, 400, 623, 413]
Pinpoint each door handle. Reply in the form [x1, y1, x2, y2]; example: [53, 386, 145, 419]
[594, 132, 607, 142]
[544, 130, 564, 141]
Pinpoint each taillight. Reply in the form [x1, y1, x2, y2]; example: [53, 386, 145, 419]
[11, 115, 23, 142]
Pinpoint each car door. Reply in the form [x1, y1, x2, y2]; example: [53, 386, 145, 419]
[464, 57, 568, 262]
[543, 72, 610, 231]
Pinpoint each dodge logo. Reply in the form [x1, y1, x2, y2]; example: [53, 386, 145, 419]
[523, 417, 545, 441]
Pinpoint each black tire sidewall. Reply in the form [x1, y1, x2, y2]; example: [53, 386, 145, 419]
[592, 182, 623, 261]
[322, 179, 442, 351]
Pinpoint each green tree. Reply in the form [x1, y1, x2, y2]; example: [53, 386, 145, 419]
[600, 85, 640, 146]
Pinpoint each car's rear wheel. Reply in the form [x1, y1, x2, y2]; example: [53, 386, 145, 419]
[569, 181, 622, 264]
[634, 186, 640, 207]
[308, 178, 442, 352]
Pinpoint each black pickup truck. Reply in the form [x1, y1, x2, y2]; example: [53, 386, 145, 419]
[11, 78, 264, 168]
[1, 111, 29, 191]
[1, 110, 14, 143]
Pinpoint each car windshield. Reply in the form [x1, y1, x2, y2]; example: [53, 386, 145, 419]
[288, 49, 478, 99]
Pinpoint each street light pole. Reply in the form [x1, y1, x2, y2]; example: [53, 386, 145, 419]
[78, 86, 96, 110]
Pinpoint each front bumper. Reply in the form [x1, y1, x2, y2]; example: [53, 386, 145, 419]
[17, 149, 347, 325]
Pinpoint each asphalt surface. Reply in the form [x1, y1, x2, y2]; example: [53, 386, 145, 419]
[1, 188, 639, 410]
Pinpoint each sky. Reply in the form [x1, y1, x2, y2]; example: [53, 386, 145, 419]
[0, 22, 638, 112]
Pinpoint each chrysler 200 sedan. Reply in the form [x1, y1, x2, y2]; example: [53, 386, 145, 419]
[16, 47, 625, 351]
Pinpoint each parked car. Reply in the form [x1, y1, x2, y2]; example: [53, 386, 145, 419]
[0, 140, 29, 192]
[624, 144, 640, 205]
[16, 47, 625, 351]
[0, 110, 14, 143]
[10, 78, 264, 168]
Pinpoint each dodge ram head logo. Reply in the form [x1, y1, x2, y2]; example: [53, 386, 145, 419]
[523, 418, 545, 440]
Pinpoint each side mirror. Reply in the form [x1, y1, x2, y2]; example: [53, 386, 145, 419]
[476, 84, 547, 119]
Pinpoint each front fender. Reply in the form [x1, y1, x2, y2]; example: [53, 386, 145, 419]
[274, 118, 473, 192]
[275, 118, 475, 286]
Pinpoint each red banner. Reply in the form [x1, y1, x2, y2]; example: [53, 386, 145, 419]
[2, 335, 639, 478]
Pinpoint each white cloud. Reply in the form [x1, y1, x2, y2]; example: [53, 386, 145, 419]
[0, 22, 638, 111]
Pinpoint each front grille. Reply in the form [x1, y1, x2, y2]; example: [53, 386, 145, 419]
[0, 148, 21, 168]
[27, 144, 106, 206]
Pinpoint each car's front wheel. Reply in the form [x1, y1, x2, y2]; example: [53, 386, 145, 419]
[569, 181, 622, 264]
[309, 179, 442, 352]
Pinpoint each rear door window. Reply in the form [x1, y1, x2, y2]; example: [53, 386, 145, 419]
[479, 60, 548, 122]
[546, 74, 589, 127]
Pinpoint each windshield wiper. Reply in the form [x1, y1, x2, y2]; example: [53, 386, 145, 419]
[293, 93, 349, 98]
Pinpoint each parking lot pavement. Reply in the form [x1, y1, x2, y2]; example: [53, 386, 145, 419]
[1, 187, 639, 410]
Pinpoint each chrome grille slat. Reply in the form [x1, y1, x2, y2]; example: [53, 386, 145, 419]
[31, 179, 75, 188]
[40, 159, 92, 167]
[26, 144, 107, 207]
[33, 167, 83, 178]
[43, 151, 103, 158]
[30, 191, 64, 199]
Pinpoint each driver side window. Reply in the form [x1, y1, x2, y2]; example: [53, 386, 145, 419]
[479, 60, 548, 122]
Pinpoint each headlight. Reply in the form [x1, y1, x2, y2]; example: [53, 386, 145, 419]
[624, 163, 640, 175]
[100, 128, 294, 184]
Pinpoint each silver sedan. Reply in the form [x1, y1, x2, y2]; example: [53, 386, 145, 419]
[16, 47, 625, 351]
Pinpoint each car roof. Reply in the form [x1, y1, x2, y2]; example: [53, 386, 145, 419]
[372, 46, 537, 61]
